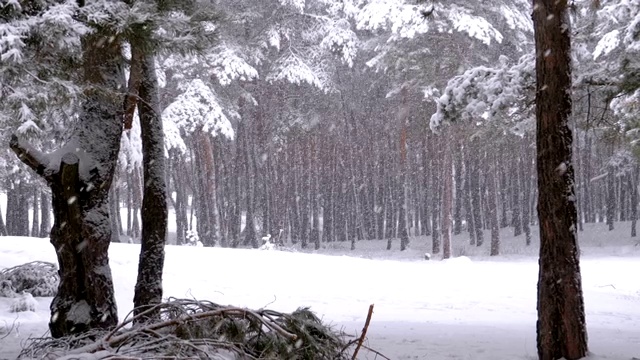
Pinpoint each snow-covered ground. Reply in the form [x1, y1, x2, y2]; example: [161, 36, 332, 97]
[0, 222, 639, 359]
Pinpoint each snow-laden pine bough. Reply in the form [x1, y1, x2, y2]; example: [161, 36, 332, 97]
[18, 298, 388, 360]
[0, 261, 59, 298]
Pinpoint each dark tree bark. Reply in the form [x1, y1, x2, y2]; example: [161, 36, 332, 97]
[512, 155, 522, 237]
[0, 199, 7, 236]
[631, 165, 638, 237]
[133, 52, 167, 323]
[109, 185, 121, 243]
[487, 153, 500, 256]
[6, 181, 29, 236]
[606, 162, 615, 231]
[431, 137, 441, 254]
[619, 175, 627, 222]
[453, 141, 464, 235]
[521, 137, 533, 245]
[31, 188, 40, 237]
[469, 145, 484, 246]
[533, 0, 588, 358]
[40, 191, 51, 238]
[10, 30, 123, 338]
[441, 129, 453, 259]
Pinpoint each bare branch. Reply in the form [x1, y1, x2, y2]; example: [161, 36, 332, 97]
[9, 134, 53, 182]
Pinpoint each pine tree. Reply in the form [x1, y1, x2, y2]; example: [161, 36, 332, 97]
[532, 0, 588, 358]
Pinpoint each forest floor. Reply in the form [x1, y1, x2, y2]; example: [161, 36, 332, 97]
[0, 221, 639, 359]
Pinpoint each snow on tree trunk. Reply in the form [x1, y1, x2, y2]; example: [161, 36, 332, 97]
[533, 0, 588, 358]
[11, 31, 123, 338]
[133, 52, 167, 323]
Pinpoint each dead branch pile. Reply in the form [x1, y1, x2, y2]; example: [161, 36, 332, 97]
[0, 261, 58, 297]
[19, 298, 374, 360]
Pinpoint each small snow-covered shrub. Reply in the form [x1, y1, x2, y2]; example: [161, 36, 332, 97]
[0, 261, 59, 297]
[10, 292, 38, 313]
[259, 240, 275, 250]
[184, 229, 201, 246]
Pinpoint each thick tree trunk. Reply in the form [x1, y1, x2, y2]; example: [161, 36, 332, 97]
[533, 0, 588, 358]
[11, 31, 123, 338]
[133, 53, 167, 323]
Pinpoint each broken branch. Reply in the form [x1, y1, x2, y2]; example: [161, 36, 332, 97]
[9, 134, 53, 182]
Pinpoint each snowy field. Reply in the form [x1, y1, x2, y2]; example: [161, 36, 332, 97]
[0, 222, 640, 359]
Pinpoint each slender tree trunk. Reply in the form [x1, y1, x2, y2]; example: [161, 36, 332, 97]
[453, 141, 464, 235]
[431, 138, 441, 254]
[0, 198, 7, 237]
[31, 188, 40, 237]
[533, 0, 588, 357]
[521, 138, 533, 245]
[133, 52, 167, 322]
[109, 185, 121, 243]
[470, 144, 484, 246]
[631, 165, 638, 237]
[487, 153, 500, 256]
[512, 155, 522, 237]
[606, 162, 615, 231]
[442, 130, 453, 259]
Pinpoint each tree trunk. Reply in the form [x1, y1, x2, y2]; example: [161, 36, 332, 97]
[470, 145, 484, 246]
[606, 162, 615, 231]
[533, 0, 588, 357]
[40, 191, 51, 238]
[487, 153, 500, 256]
[512, 154, 522, 237]
[0, 198, 7, 236]
[11, 31, 123, 338]
[631, 165, 638, 237]
[441, 130, 453, 259]
[521, 137, 533, 245]
[31, 188, 40, 237]
[453, 141, 464, 235]
[133, 52, 167, 323]
[109, 185, 121, 243]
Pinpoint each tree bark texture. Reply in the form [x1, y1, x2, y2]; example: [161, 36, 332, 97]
[533, 0, 588, 358]
[11, 31, 123, 337]
[133, 52, 167, 323]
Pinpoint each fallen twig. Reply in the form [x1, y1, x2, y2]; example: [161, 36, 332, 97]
[352, 304, 374, 360]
